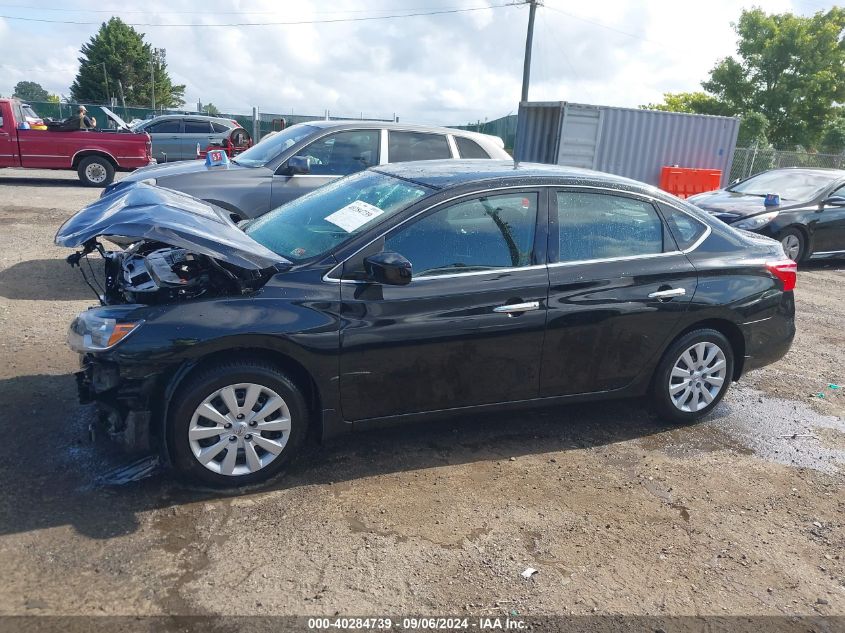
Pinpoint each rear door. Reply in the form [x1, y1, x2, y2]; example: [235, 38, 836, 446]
[145, 119, 182, 162]
[338, 188, 549, 421]
[181, 119, 215, 160]
[387, 130, 453, 162]
[270, 129, 380, 208]
[541, 189, 698, 397]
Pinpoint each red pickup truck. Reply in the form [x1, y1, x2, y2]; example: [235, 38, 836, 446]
[0, 98, 154, 187]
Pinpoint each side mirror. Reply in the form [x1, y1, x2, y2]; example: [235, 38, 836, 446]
[286, 155, 311, 175]
[364, 251, 412, 285]
[821, 195, 845, 208]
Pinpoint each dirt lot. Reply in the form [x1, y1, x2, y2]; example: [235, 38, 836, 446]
[0, 169, 843, 627]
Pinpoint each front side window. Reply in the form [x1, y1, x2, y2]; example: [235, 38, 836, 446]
[184, 120, 211, 134]
[386, 192, 538, 277]
[455, 136, 491, 159]
[234, 123, 318, 167]
[300, 130, 379, 176]
[246, 171, 432, 262]
[556, 192, 664, 262]
[388, 131, 451, 162]
[148, 120, 181, 134]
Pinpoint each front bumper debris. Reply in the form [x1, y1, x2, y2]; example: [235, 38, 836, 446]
[76, 357, 156, 453]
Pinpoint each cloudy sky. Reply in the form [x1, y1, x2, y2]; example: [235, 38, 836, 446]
[0, 0, 837, 125]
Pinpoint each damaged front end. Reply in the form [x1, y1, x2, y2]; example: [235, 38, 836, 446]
[56, 182, 289, 452]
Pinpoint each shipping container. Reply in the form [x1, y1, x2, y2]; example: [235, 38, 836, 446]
[514, 101, 740, 187]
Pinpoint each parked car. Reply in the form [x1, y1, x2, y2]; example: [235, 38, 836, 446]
[102, 121, 511, 221]
[56, 160, 796, 486]
[689, 167, 845, 262]
[132, 114, 249, 163]
[20, 103, 45, 128]
[197, 126, 252, 160]
[0, 98, 153, 186]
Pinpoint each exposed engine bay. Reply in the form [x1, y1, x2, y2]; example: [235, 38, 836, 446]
[68, 239, 274, 306]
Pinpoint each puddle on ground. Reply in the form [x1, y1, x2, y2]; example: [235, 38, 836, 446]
[345, 514, 491, 550]
[639, 384, 845, 474]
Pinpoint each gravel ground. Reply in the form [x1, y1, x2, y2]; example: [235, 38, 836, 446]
[0, 169, 843, 626]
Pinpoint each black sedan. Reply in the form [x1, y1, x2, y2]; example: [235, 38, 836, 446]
[56, 160, 796, 486]
[689, 167, 845, 262]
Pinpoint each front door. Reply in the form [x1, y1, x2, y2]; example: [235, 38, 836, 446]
[146, 119, 182, 162]
[541, 189, 697, 396]
[812, 183, 845, 254]
[339, 189, 549, 421]
[270, 129, 380, 209]
[0, 106, 18, 167]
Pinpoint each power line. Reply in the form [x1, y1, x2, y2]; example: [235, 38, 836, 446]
[0, 3, 520, 27]
[0, 2, 499, 15]
[543, 2, 655, 43]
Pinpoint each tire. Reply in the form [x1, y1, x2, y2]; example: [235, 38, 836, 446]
[650, 329, 734, 424]
[167, 360, 308, 487]
[77, 155, 115, 187]
[778, 227, 806, 263]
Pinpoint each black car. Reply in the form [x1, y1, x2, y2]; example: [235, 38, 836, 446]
[56, 160, 797, 486]
[689, 167, 845, 262]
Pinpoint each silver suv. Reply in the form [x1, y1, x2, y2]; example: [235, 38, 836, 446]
[133, 114, 244, 162]
[107, 121, 511, 219]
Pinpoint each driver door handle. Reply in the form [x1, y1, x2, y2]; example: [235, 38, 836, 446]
[493, 301, 540, 314]
[648, 287, 686, 299]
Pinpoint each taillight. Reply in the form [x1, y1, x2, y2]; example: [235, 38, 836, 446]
[766, 259, 797, 291]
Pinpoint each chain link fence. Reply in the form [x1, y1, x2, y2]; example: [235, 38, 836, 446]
[731, 145, 845, 182]
[22, 101, 397, 140]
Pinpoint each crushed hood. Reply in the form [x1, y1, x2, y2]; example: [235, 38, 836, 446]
[55, 183, 288, 270]
[126, 157, 250, 181]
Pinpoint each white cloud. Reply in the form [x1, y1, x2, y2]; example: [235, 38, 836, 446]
[0, 0, 835, 125]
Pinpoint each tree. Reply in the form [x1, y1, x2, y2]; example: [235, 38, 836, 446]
[703, 8, 845, 148]
[13, 81, 50, 102]
[820, 116, 845, 154]
[644, 8, 845, 149]
[70, 17, 185, 108]
[203, 103, 220, 115]
[46, 94, 60, 104]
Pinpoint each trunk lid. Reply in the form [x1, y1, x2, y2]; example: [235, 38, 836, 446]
[55, 183, 289, 270]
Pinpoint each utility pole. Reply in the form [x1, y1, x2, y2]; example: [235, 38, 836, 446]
[101, 62, 110, 103]
[117, 79, 126, 113]
[520, 0, 540, 103]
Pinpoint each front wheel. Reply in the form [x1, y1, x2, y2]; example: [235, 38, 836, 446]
[651, 329, 734, 424]
[779, 228, 806, 263]
[168, 361, 308, 487]
[77, 155, 115, 187]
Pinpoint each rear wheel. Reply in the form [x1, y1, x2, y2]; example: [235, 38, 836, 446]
[779, 228, 805, 263]
[77, 155, 115, 187]
[168, 361, 308, 487]
[651, 329, 734, 424]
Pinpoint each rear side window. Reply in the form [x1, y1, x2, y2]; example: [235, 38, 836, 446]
[454, 136, 491, 158]
[388, 131, 451, 162]
[660, 204, 708, 250]
[185, 120, 211, 134]
[555, 192, 664, 262]
[386, 192, 538, 276]
[211, 122, 230, 133]
[148, 120, 181, 134]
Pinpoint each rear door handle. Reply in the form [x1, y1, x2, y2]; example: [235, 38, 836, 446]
[648, 288, 686, 299]
[493, 301, 540, 314]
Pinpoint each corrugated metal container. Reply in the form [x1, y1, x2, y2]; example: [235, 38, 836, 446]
[514, 101, 740, 187]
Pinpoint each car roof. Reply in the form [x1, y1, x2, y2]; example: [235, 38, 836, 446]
[757, 167, 845, 177]
[142, 114, 236, 125]
[303, 119, 500, 141]
[372, 159, 654, 192]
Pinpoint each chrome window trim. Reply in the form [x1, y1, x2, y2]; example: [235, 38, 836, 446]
[322, 183, 712, 284]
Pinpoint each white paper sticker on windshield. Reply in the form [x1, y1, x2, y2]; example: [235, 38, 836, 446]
[324, 200, 384, 233]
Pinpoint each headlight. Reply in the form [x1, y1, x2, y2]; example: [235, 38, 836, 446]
[733, 211, 779, 230]
[67, 310, 143, 353]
